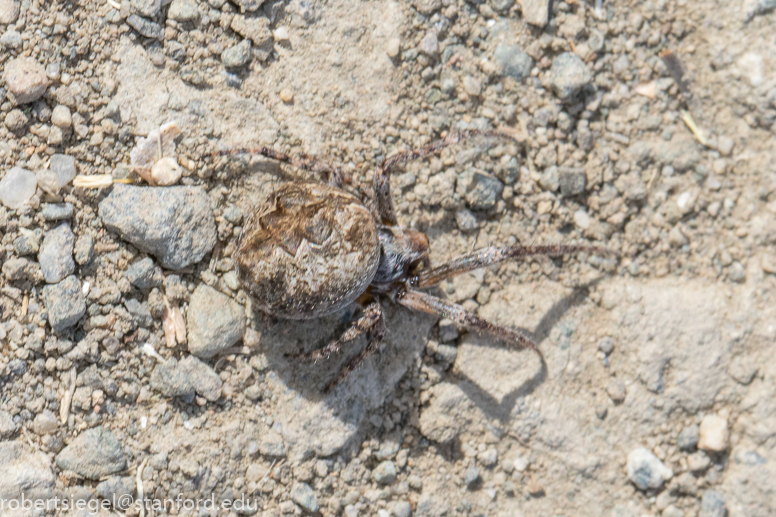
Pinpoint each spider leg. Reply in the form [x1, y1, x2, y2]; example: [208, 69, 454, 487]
[396, 288, 542, 357]
[414, 244, 613, 288]
[214, 146, 344, 188]
[286, 302, 382, 362]
[324, 311, 386, 393]
[375, 129, 515, 226]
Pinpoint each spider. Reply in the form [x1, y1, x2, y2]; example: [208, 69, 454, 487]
[220, 130, 609, 392]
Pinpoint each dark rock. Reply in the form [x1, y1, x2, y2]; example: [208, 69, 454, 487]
[149, 358, 196, 398]
[178, 355, 223, 401]
[55, 426, 127, 480]
[42, 276, 86, 332]
[494, 44, 533, 80]
[559, 168, 586, 196]
[98, 185, 217, 270]
[549, 52, 593, 100]
[125, 257, 163, 289]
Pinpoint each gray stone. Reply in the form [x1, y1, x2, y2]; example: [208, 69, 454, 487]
[32, 410, 59, 435]
[126, 14, 163, 39]
[55, 426, 127, 480]
[39, 223, 75, 284]
[50, 154, 77, 187]
[179, 355, 223, 401]
[74, 234, 95, 265]
[372, 461, 397, 485]
[465, 172, 503, 209]
[4, 108, 28, 131]
[125, 257, 163, 289]
[0, 411, 18, 438]
[168, 0, 199, 21]
[393, 500, 412, 517]
[187, 284, 246, 358]
[626, 447, 673, 490]
[559, 168, 586, 196]
[700, 490, 728, 517]
[124, 298, 153, 327]
[41, 202, 75, 221]
[539, 166, 559, 191]
[464, 464, 480, 488]
[728, 262, 746, 283]
[0, 28, 21, 49]
[149, 358, 195, 398]
[494, 44, 533, 80]
[222, 39, 252, 68]
[96, 476, 135, 508]
[2, 257, 33, 281]
[43, 276, 86, 332]
[598, 337, 614, 355]
[419, 31, 439, 57]
[98, 185, 217, 270]
[290, 482, 319, 513]
[491, 0, 514, 11]
[0, 440, 56, 500]
[233, 0, 264, 11]
[0, 166, 37, 209]
[416, 494, 448, 517]
[549, 52, 593, 100]
[131, 0, 160, 17]
[521, 0, 549, 26]
[3, 57, 50, 105]
[0, 0, 20, 24]
[455, 208, 479, 232]
[13, 232, 39, 256]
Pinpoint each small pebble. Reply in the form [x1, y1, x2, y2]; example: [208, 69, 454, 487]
[455, 208, 479, 232]
[521, 0, 549, 26]
[464, 464, 480, 488]
[125, 257, 163, 289]
[677, 424, 699, 451]
[42, 275, 87, 332]
[4, 109, 28, 132]
[222, 39, 252, 68]
[717, 136, 734, 156]
[126, 14, 164, 39]
[39, 223, 75, 284]
[187, 284, 246, 358]
[4, 57, 51, 104]
[51, 105, 72, 128]
[687, 451, 711, 472]
[131, 0, 161, 17]
[279, 88, 294, 103]
[386, 37, 401, 58]
[494, 44, 533, 80]
[372, 461, 397, 485]
[49, 154, 77, 187]
[74, 234, 95, 266]
[419, 31, 439, 57]
[0, 29, 22, 49]
[290, 482, 319, 513]
[700, 490, 727, 517]
[0, 167, 37, 209]
[167, 0, 199, 22]
[698, 415, 729, 452]
[462, 75, 482, 96]
[549, 52, 593, 100]
[627, 447, 673, 490]
[55, 426, 127, 480]
[40, 203, 75, 221]
[606, 378, 626, 403]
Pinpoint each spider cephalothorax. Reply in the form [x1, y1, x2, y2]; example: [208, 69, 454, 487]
[226, 130, 609, 391]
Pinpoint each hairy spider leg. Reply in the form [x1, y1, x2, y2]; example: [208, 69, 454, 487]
[415, 244, 613, 288]
[374, 129, 516, 226]
[214, 146, 345, 188]
[397, 288, 542, 357]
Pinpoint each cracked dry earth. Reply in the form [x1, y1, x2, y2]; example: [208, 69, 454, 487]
[1, 0, 776, 516]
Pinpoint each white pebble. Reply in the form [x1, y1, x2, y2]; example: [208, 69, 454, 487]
[698, 414, 729, 452]
[273, 26, 289, 41]
[573, 209, 590, 229]
[51, 105, 72, 128]
[386, 38, 401, 58]
[627, 447, 673, 490]
[0, 166, 37, 209]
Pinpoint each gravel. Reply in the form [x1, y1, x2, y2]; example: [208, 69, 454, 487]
[98, 185, 217, 270]
[558, 168, 587, 196]
[627, 447, 673, 490]
[521, 0, 549, 26]
[73, 234, 95, 265]
[3, 57, 50, 104]
[548, 52, 593, 100]
[55, 426, 127, 480]
[0, 166, 37, 209]
[494, 44, 534, 81]
[40, 202, 75, 221]
[178, 355, 223, 401]
[126, 14, 164, 39]
[187, 284, 246, 358]
[42, 275, 86, 332]
[678, 424, 700, 451]
[464, 171, 503, 209]
[49, 154, 77, 187]
[168, 0, 199, 22]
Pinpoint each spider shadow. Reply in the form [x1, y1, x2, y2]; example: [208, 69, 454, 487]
[448, 277, 604, 423]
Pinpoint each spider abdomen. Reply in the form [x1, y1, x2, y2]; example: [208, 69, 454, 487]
[235, 182, 380, 319]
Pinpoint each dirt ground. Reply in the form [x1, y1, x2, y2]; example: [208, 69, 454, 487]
[1, 0, 775, 516]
